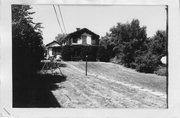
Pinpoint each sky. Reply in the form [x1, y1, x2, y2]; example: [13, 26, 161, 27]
[29, 5, 166, 44]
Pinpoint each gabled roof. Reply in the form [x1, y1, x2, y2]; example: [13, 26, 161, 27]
[63, 28, 100, 42]
[46, 40, 61, 47]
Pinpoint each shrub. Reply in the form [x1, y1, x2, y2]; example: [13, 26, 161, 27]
[80, 46, 89, 61]
[135, 53, 160, 73]
[154, 66, 167, 76]
[80, 45, 99, 61]
[52, 47, 62, 56]
[61, 45, 110, 62]
[97, 46, 109, 62]
[88, 46, 99, 61]
[61, 45, 72, 61]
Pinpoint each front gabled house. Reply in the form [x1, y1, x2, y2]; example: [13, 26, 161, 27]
[45, 28, 100, 59]
[46, 40, 61, 57]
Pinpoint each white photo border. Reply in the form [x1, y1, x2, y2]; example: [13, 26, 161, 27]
[1, 0, 180, 117]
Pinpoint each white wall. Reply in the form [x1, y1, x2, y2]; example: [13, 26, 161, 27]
[48, 48, 53, 56]
[86, 35, 91, 45]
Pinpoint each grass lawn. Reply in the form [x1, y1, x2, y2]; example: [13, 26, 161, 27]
[68, 61, 167, 93]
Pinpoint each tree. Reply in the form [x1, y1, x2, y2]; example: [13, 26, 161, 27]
[148, 30, 167, 57]
[12, 5, 45, 107]
[100, 19, 167, 74]
[12, 5, 44, 76]
[107, 19, 147, 67]
[100, 34, 115, 59]
[135, 30, 167, 73]
[55, 33, 67, 44]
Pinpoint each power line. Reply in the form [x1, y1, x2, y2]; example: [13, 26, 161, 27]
[58, 5, 67, 34]
[52, 5, 64, 34]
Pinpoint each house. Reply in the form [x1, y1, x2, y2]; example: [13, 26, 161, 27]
[45, 40, 61, 57]
[62, 28, 100, 46]
[45, 28, 100, 60]
[62, 28, 100, 60]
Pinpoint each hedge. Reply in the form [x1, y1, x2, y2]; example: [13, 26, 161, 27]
[61, 45, 109, 62]
[135, 53, 161, 73]
[61, 45, 73, 61]
[97, 46, 109, 62]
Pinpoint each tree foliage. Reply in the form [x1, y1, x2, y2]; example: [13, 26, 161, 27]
[55, 33, 67, 44]
[100, 34, 115, 59]
[12, 5, 45, 107]
[101, 19, 147, 67]
[135, 30, 167, 73]
[148, 30, 167, 57]
[100, 19, 167, 74]
[12, 5, 44, 74]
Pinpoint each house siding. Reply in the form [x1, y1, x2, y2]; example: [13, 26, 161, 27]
[63, 28, 99, 46]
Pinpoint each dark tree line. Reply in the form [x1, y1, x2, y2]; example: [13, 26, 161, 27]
[12, 5, 45, 107]
[100, 19, 167, 74]
[12, 5, 44, 75]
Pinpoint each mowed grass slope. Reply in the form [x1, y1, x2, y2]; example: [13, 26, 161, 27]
[50, 61, 167, 108]
[68, 61, 167, 93]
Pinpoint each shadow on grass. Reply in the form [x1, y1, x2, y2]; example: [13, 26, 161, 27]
[13, 72, 66, 108]
[40, 61, 67, 70]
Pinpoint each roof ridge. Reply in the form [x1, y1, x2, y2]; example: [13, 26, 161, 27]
[46, 40, 61, 47]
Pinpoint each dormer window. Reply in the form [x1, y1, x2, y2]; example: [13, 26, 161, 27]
[81, 34, 87, 45]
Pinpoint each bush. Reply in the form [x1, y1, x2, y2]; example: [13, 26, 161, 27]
[97, 46, 109, 62]
[61, 45, 72, 61]
[61, 45, 110, 62]
[80, 46, 99, 61]
[88, 46, 99, 61]
[52, 47, 62, 56]
[107, 44, 115, 59]
[135, 53, 160, 73]
[154, 66, 167, 76]
[80, 46, 89, 61]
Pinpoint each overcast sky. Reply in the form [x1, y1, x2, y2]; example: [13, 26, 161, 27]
[29, 5, 166, 44]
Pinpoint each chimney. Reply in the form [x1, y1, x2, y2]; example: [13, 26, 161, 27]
[76, 28, 81, 31]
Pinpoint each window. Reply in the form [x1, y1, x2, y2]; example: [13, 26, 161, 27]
[73, 38, 78, 43]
